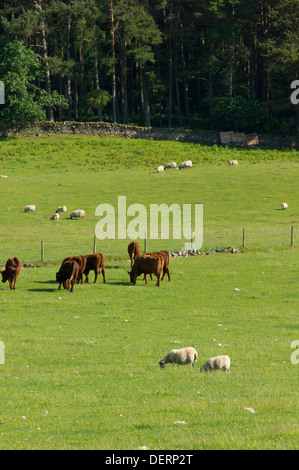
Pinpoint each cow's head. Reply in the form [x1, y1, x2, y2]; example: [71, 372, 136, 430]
[56, 271, 62, 283]
[1, 270, 8, 283]
[127, 270, 137, 285]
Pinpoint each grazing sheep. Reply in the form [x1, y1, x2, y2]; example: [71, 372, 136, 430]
[179, 160, 192, 169]
[159, 347, 198, 369]
[56, 206, 67, 213]
[50, 213, 59, 221]
[200, 355, 231, 373]
[281, 203, 288, 210]
[24, 205, 36, 212]
[70, 209, 85, 219]
[229, 160, 238, 166]
[164, 162, 177, 169]
[157, 165, 164, 172]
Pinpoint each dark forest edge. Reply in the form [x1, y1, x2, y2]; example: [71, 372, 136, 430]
[0, 1, 298, 136]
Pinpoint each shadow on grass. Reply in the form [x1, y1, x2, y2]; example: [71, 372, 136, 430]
[27, 288, 57, 292]
[34, 280, 57, 284]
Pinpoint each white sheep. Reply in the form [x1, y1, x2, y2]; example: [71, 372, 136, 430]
[179, 160, 192, 169]
[159, 347, 198, 369]
[164, 162, 177, 170]
[24, 205, 36, 212]
[56, 206, 67, 213]
[200, 355, 231, 373]
[281, 203, 288, 210]
[50, 213, 59, 221]
[229, 160, 238, 166]
[70, 209, 85, 219]
[157, 165, 164, 173]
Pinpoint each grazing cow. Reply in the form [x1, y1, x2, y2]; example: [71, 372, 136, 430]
[144, 251, 171, 282]
[83, 253, 106, 284]
[56, 260, 80, 292]
[128, 241, 140, 268]
[128, 254, 164, 287]
[1, 257, 21, 290]
[62, 255, 87, 284]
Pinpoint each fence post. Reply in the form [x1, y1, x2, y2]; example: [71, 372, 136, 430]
[93, 235, 97, 253]
[242, 228, 245, 248]
[41, 241, 44, 261]
[144, 232, 147, 253]
[291, 226, 294, 246]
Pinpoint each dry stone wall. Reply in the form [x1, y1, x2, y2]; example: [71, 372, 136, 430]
[0, 121, 297, 148]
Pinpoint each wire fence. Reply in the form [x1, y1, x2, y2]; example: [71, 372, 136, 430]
[0, 225, 296, 265]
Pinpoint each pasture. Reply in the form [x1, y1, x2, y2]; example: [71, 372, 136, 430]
[0, 135, 298, 450]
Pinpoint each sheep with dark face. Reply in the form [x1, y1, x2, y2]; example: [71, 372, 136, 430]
[159, 347, 198, 369]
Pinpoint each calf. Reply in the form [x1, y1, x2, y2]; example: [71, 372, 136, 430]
[128, 241, 140, 268]
[62, 255, 87, 284]
[56, 260, 80, 292]
[83, 253, 106, 283]
[1, 257, 21, 290]
[128, 254, 164, 287]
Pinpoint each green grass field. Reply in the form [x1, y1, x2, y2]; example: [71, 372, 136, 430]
[0, 135, 298, 449]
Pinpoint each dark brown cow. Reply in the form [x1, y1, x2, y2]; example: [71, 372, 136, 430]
[128, 254, 164, 287]
[1, 257, 21, 290]
[56, 260, 80, 292]
[144, 251, 171, 282]
[128, 241, 140, 268]
[62, 255, 87, 284]
[83, 253, 106, 283]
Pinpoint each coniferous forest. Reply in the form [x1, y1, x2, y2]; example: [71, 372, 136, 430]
[0, 0, 298, 135]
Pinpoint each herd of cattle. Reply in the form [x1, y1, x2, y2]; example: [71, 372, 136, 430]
[0, 244, 233, 373]
[0, 241, 171, 292]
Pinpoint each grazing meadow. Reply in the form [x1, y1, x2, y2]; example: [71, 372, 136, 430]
[0, 135, 298, 449]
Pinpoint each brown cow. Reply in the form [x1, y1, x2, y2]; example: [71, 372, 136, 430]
[56, 260, 80, 292]
[128, 254, 164, 287]
[62, 255, 87, 284]
[83, 253, 106, 283]
[144, 251, 171, 282]
[128, 241, 140, 268]
[1, 257, 21, 290]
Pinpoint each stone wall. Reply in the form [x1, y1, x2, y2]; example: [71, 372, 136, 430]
[0, 121, 298, 148]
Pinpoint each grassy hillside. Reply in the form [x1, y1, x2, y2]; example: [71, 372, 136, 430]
[0, 135, 298, 449]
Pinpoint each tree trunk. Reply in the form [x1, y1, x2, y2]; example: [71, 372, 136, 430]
[36, 0, 54, 122]
[168, 36, 173, 129]
[249, 35, 256, 100]
[110, 0, 117, 123]
[208, 69, 214, 129]
[141, 68, 151, 127]
[174, 36, 182, 125]
[93, 23, 103, 121]
[120, 42, 128, 124]
[66, 16, 72, 120]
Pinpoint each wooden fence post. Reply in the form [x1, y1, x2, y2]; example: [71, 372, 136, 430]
[291, 226, 294, 246]
[144, 232, 147, 253]
[243, 228, 245, 248]
[41, 241, 44, 261]
[93, 235, 97, 254]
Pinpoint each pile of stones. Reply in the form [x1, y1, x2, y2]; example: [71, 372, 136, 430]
[170, 247, 240, 258]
